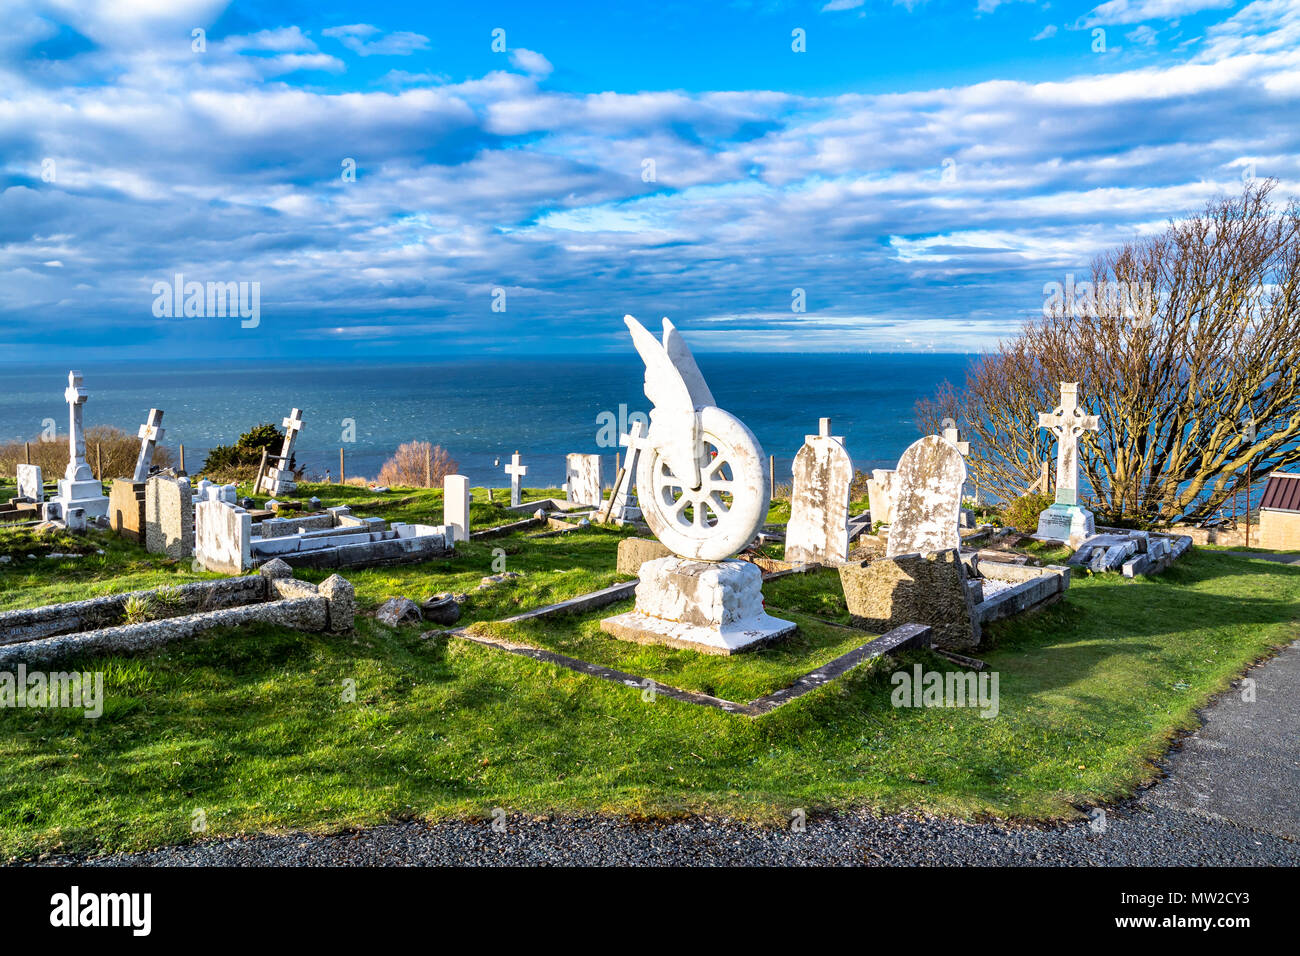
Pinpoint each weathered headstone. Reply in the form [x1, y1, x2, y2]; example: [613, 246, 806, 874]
[1035, 383, 1099, 545]
[885, 435, 966, 558]
[195, 499, 251, 573]
[444, 474, 470, 543]
[785, 417, 853, 565]
[16, 464, 43, 503]
[49, 370, 109, 521]
[144, 474, 194, 560]
[867, 469, 897, 526]
[565, 453, 603, 508]
[259, 408, 304, 496]
[839, 549, 979, 651]
[504, 451, 527, 508]
[133, 408, 165, 482]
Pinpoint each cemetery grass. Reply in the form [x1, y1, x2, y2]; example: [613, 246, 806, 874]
[2, 508, 1299, 858]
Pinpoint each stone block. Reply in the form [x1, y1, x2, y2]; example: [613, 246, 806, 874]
[144, 475, 194, 560]
[108, 479, 147, 543]
[319, 574, 355, 632]
[838, 548, 979, 651]
[616, 536, 674, 575]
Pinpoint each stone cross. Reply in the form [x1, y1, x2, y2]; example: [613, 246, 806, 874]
[63, 370, 93, 482]
[504, 451, 528, 508]
[280, 408, 305, 460]
[258, 408, 305, 496]
[608, 420, 651, 520]
[1038, 383, 1098, 508]
[941, 421, 969, 456]
[133, 408, 165, 482]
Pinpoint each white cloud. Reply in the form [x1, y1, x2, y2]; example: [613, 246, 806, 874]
[322, 23, 430, 57]
[1079, 0, 1233, 28]
[1033, 24, 1059, 39]
[509, 48, 553, 79]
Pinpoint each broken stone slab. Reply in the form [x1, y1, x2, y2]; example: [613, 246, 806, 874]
[374, 596, 421, 627]
[615, 536, 673, 575]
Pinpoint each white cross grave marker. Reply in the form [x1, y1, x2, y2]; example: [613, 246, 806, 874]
[941, 419, 970, 456]
[63, 370, 92, 483]
[504, 451, 528, 508]
[607, 419, 652, 521]
[133, 408, 165, 482]
[259, 407, 305, 496]
[1037, 383, 1098, 507]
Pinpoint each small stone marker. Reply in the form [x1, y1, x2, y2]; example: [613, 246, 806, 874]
[504, 451, 528, 508]
[565, 453, 603, 508]
[133, 408, 165, 482]
[1035, 382, 1100, 544]
[785, 417, 853, 565]
[444, 474, 470, 543]
[195, 499, 251, 573]
[16, 464, 43, 503]
[885, 435, 967, 558]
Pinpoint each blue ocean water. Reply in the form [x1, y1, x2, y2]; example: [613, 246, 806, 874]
[0, 354, 977, 487]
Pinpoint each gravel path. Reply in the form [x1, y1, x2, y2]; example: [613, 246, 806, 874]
[31, 631, 1300, 867]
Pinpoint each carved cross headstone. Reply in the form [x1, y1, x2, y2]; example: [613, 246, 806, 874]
[259, 408, 305, 496]
[504, 451, 528, 508]
[1037, 383, 1098, 507]
[609, 420, 650, 521]
[63, 370, 93, 483]
[133, 408, 165, 482]
[786, 417, 853, 565]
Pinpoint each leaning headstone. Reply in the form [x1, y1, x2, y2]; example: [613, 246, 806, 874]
[444, 474, 470, 543]
[504, 451, 527, 508]
[144, 474, 194, 560]
[259, 408, 304, 496]
[48, 370, 109, 521]
[565, 454, 603, 508]
[885, 435, 966, 558]
[1035, 382, 1099, 545]
[16, 464, 43, 503]
[132, 408, 165, 482]
[785, 417, 853, 565]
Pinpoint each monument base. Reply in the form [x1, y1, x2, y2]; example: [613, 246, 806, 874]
[600, 556, 796, 655]
[1034, 503, 1095, 547]
[50, 478, 109, 522]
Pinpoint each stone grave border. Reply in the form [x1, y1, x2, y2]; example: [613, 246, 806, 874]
[445, 566, 932, 717]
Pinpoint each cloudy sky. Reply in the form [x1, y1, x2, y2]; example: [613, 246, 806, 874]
[1, 0, 1297, 359]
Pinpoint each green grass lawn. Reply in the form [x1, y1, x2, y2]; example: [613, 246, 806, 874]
[1, 485, 1298, 860]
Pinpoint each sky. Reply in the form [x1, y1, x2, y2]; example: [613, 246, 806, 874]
[0, 0, 1297, 360]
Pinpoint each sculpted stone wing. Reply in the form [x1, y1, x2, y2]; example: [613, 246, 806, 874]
[624, 314, 705, 489]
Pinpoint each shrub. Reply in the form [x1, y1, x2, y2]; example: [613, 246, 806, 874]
[201, 423, 296, 485]
[1003, 492, 1054, 533]
[377, 442, 457, 488]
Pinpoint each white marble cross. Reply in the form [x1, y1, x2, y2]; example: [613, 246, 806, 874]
[133, 408, 165, 482]
[504, 451, 528, 507]
[280, 408, 305, 457]
[63, 370, 93, 482]
[805, 417, 844, 445]
[609, 420, 652, 520]
[1038, 383, 1098, 507]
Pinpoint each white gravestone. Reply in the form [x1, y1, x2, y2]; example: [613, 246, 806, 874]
[885, 435, 966, 558]
[867, 469, 897, 526]
[444, 474, 470, 544]
[16, 464, 44, 503]
[608, 420, 650, 522]
[49, 370, 109, 521]
[195, 499, 251, 574]
[260, 408, 304, 496]
[565, 454, 603, 508]
[600, 315, 794, 654]
[504, 451, 527, 508]
[132, 408, 165, 482]
[785, 417, 853, 565]
[1035, 383, 1099, 545]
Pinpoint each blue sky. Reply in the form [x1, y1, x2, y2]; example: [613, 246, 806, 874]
[1, 0, 1297, 359]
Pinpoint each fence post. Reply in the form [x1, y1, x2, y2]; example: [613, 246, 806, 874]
[339, 448, 345, 486]
[179, 443, 186, 475]
[770, 454, 775, 500]
[425, 444, 432, 488]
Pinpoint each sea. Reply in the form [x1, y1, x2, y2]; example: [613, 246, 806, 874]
[0, 354, 978, 488]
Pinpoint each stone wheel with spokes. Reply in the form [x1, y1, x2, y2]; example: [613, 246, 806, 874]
[637, 406, 769, 561]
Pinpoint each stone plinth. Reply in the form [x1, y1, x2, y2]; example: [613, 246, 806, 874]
[838, 548, 979, 651]
[615, 536, 673, 575]
[109, 480, 147, 543]
[600, 556, 796, 655]
[51, 479, 109, 522]
[1034, 502, 1095, 546]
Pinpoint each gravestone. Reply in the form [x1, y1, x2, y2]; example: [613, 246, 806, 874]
[444, 474, 470, 543]
[109, 480, 147, 543]
[16, 464, 43, 503]
[565, 454, 603, 508]
[48, 370, 109, 521]
[1034, 383, 1099, 545]
[867, 469, 897, 526]
[195, 499, 251, 574]
[607, 420, 649, 522]
[259, 408, 304, 496]
[133, 408, 165, 482]
[839, 549, 979, 651]
[785, 417, 853, 565]
[504, 451, 527, 508]
[885, 435, 966, 558]
[144, 474, 194, 559]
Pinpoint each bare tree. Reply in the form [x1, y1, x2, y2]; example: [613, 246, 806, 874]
[377, 441, 458, 488]
[919, 180, 1300, 527]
